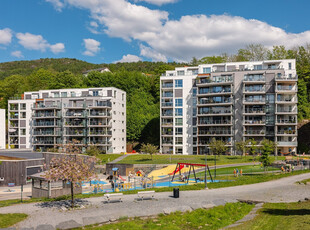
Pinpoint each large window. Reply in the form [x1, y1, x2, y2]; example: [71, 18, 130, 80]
[177, 71, 185, 76]
[175, 137, 183, 145]
[203, 67, 211, 74]
[175, 79, 183, 88]
[175, 147, 183, 154]
[20, 103, 26, 110]
[61, 92, 67, 98]
[175, 108, 183, 116]
[175, 128, 183, 135]
[288, 62, 292, 70]
[175, 118, 183, 126]
[175, 99, 183, 107]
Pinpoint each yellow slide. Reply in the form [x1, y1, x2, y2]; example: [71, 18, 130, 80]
[148, 165, 191, 180]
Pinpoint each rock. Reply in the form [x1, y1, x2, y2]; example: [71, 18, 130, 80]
[55, 220, 82, 230]
[190, 203, 203, 210]
[202, 203, 215, 209]
[83, 216, 109, 226]
[36, 225, 55, 230]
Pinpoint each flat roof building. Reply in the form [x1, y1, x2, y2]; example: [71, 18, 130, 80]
[8, 87, 126, 153]
[160, 59, 297, 155]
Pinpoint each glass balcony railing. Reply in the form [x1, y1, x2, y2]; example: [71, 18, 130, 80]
[162, 112, 173, 116]
[162, 93, 173, 98]
[199, 98, 232, 105]
[277, 108, 297, 113]
[244, 109, 265, 114]
[277, 130, 296, 135]
[276, 86, 296, 91]
[244, 120, 265, 124]
[198, 110, 231, 115]
[244, 98, 265, 103]
[199, 130, 231, 135]
[198, 120, 231, 125]
[276, 75, 298, 80]
[162, 102, 173, 107]
[244, 75, 265, 82]
[162, 83, 173, 88]
[276, 119, 297, 124]
[244, 130, 265, 135]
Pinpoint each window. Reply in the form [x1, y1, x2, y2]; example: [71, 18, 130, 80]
[203, 67, 211, 74]
[193, 137, 197, 145]
[175, 147, 183, 154]
[93, 91, 99, 96]
[193, 88, 197, 97]
[54, 92, 60, 98]
[175, 137, 183, 145]
[193, 98, 197, 106]
[175, 118, 183, 126]
[20, 129, 26, 135]
[193, 127, 197, 135]
[175, 128, 183, 135]
[20, 112, 26, 118]
[175, 99, 183, 107]
[288, 62, 292, 70]
[175, 79, 183, 88]
[289, 74, 292, 78]
[122, 93, 124, 101]
[193, 108, 197, 117]
[20, 103, 26, 110]
[177, 70, 185, 76]
[175, 108, 183, 116]
[254, 65, 262, 70]
[61, 92, 67, 98]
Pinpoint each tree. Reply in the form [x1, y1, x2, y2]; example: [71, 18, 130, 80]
[140, 143, 158, 160]
[246, 138, 257, 155]
[236, 140, 248, 158]
[209, 138, 228, 178]
[44, 140, 97, 208]
[85, 145, 101, 157]
[259, 139, 276, 171]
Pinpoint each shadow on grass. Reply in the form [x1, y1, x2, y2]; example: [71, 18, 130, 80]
[262, 208, 310, 216]
[136, 158, 152, 162]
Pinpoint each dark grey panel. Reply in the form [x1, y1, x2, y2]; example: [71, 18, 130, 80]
[20, 120, 26, 127]
[108, 90, 112, 97]
[20, 137, 26, 145]
[174, 89, 183, 97]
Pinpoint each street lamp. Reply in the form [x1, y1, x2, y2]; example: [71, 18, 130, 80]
[204, 149, 208, 189]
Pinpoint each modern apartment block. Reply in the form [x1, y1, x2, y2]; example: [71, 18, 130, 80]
[160, 59, 297, 155]
[8, 87, 126, 153]
[0, 109, 5, 149]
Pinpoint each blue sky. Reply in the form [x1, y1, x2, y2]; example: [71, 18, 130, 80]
[0, 0, 310, 64]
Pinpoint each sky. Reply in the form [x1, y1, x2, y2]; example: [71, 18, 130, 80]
[0, 0, 310, 64]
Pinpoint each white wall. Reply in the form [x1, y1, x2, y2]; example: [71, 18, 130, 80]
[0, 109, 5, 149]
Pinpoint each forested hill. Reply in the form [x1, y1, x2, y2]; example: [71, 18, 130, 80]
[0, 58, 179, 80]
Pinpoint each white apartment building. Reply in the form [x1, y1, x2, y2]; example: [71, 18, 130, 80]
[8, 87, 126, 153]
[160, 59, 297, 155]
[0, 109, 5, 149]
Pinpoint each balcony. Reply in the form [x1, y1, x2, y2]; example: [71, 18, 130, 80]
[243, 109, 265, 115]
[198, 110, 232, 116]
[9, 113, 19, 119]
[243, 98, 265, 104]
[162, 111, 173, 117]
[196, 77, 233, 86]
[275, 75, 298, 82]
[64, 130, 87, 136]
[64, 111, 87, 118]
[244, 120, 265, 125]
[64, 103, 86, 109]
[276, 108, 297, 114]
[64, 121, 86, 127]
[88, 102, 112, 108]
[244, 75, 265, 83]
[88, 112, 111, 117]
[162, 131, 173, 136]
[161, 102, 173, 107]
[162, 83, 173, 88]
[276, 119, 297, 125]
[244, 130, 265, 136]
[33, 131, 62, 136]
[33, 112, 61, 119]
[89, 130, 112, 136]
[198, 120, 232, 126]
[162, 92, 173, 98]
[198, 89, 232, 96]
[88, 122, 110, 127]
[277, 141, 297, 147]
[9, 122, 19, 128]
[276, 97, 297, 104]
[276, 85, 297, 93]
[277, 130, 297, 135]
[9, 105, 19, 111]
[33, 122, 61, 127]
[243, 87, 265, 94]
[33, 104, 61, 110]
[198, 98, 232, 106]
[33, 140, 58, 145]
[162, 122, 173, 127]
[198, 130, 232, 136]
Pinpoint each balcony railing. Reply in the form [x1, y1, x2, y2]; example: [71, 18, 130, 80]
[277, 109, 297, 113]
[33, 104, 61, 109]
[244, 75, 265, 82]
[65, 112, 87, 117]
[199, 89, 232, 95]
[276, 75, 298, 81]
[162, 122, 173, 126]
[162, 93, 173, 98]
[197, 78, 233, 84]
[244, 120, 265, 124]
[244, 130, 265, 135]
[276, 86, 296, 91]
[33, 122, 62, 127]
[198, 110, 231, 115]
[276, 119, 297, 124]
[33, 112, 61, 118]
[244, 109, 265, 114]
[162, 83, 173, 88]
[89, 122, 109, 126]
[162, 112, 173, 116]
[198, 120, 231, 125]
[162, 102, 173, 107]
[277, 130, 296, 135]
[277, 141, 297, 146]
[244, 98, 265, 103]
[199, 98, 232, 105]
[162, 132, 173, 135]
[199, 130, 231, 135]
[88, 112, 111, 117]
[89, 131, 112, 135]
[33, 131, 62, 136]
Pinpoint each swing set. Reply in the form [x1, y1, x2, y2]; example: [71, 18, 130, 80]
[171, 163, 213, 183]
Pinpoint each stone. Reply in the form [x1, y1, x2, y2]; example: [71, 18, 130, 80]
[36, 225, 55, 230]
[202, 203, 215, 209]
[190, 203, 203, 210]
[83, 216, 109, 226]
[55, 220, 82, 230]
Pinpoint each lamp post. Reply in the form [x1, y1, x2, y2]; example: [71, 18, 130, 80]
[21, 174, 23, 203]
[204, 150, 208, 189]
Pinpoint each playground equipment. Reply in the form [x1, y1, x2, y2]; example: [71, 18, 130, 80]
[171, 163, 213, 183]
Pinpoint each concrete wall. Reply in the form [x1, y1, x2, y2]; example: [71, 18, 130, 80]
[0, 109, 5, 149]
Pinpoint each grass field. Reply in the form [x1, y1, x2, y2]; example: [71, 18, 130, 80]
[229, 201, 310, 230]
[96, 154, 122, 164]
[82, 202, 254, 230]
[117, 155, 285, 165]
[0, 213, 28, 228]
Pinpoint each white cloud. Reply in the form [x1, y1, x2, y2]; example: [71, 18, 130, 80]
[50, 43, 65, 54]
[83, 38, 100, 56]
[0, 28, 12, 45]
[11, 51, 23, 58]
[115, 54, 142, 63]
[45, 0, 65, 11]
[47, 0, 310, 62]
[140, 44, 167, 62]
[16, 32, 66, 54]
[134, 0, 178, 6]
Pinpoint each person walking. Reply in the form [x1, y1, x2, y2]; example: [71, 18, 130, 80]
[236, 168, 239, 177]
[240, 168, 243, 176]
[233, 168, 236, 177]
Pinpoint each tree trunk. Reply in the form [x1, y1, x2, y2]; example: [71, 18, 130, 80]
[71, 182, 74, 208]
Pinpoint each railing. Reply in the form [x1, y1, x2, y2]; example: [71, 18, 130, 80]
[244, 130, 265, 135]
[65, 112, 87, 117]
[199, 89, 232, 94]
[277, 141, 297, 146]
[162, 122, 173, 126]
[277, 109, 297, 113]
[9, 115, 19, 119]
[162, 102, 173, 107]
[199, 99, 232, 104]
[277, 86, 296, 91]
[244, 76, 265, 82]
[91, 102, 112, 107]
[276, 75, 298, 80]
[244, 120, 265, 124]
[162, 112, 173, 116]
[64, 121, 86, 126]
[89, 131, 112, 135]
[162, 83, 173, 88]
[33, 122, 61, 127]
[33, 104, 61, 109]
[199, 130, 231, 135]
[9, 132, 19, 136]
[89, 122, 109, 126]
[66, 131, 87, 136]
[244, 88, 265, 93]
[198, 110, 231, 115]
[197, 78, 233, 84]
[162, 93, 173, 98]
[244, 109, 265, 114]
[198, 120, 231, 125]
[244, 98, 265, 103]
[33, 140, 57, 145]
[277, 130, 296, 135]
[276, 98, 297, 102]
[162, 142, 173, 145]
[162, 132, 173, 135]
[89, 112, 111, 116]
[33, 112, 61, 118]
[9, 122, 19, 128]
[276, 119, 297, 124]
[33, 131, 62, 136]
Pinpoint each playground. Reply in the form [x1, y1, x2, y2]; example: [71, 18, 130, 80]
[83, 163, 216, 194]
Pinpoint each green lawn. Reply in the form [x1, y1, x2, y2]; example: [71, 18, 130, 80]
[0, 213, 28, 228]
[82, 202, 254, 230]
[96, 154, 122, 164]
[117, 155, 285, 165]
[229, 201, 310, 230]
[195, 165, 280, 178]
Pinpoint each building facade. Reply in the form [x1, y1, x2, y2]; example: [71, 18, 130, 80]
[160, 59, 297, 155]
[0, 109, 5, 149]
[8, 87, 126, 153]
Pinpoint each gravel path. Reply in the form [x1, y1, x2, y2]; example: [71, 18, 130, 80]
[2, 173, 310, 229]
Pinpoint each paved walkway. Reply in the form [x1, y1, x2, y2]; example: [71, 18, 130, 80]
[109, 154, 129, 163]
[1, 173, 310, 229]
